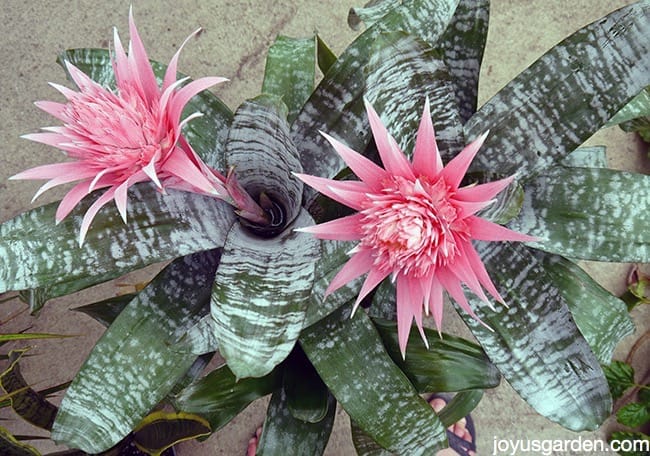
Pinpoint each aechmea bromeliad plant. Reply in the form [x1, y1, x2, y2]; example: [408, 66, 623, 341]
[0, 0, 649, 454]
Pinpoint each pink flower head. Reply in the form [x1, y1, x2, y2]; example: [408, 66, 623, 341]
[12, 9, 231, 244]
[295, 99, 535, 357]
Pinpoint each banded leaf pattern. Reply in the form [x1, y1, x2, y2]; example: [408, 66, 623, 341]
[52, 250, 220, 453]
[300, 306, 448, 454]
[534, 251, 634, 364]
[226, 95, 303, 225]
[211, 210, 320, 379]
[291, 0, 459, 204]
[0, 185, 235, 298]
[459, 241, 611, 431]
[365, 31, 464, 161]
[511, 167, 650, 261]
[465, 2, 650, 178]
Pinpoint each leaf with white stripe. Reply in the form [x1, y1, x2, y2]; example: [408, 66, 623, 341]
[291, 0, 459, 204]
[52, 250, 220, 453]
[465, 2, 650, 179]
[459, 241, 611, 431]
[300, 306, 448, 454]
[348, 0, 400, 30]
[0, 186, 235, 299]
[211, 209, 320, 379]
[226, 95, 303, 229]
[533, 251, 634, 364]
[262, 36, 316, 124]
[511, 167, 650, 262]
[436, 0, 489, 123]
[364, 31, 464, 161]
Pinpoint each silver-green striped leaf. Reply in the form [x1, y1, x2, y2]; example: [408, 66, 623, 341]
[226, 95, 303, 226]
[459, 241, 611, 431]
[211, 209, 320, 379]
[511, 167, 650, 262]
[533, 251, 634, 364]
[436, 0, 489, 123]
[52, 250, 220, 453]
[262, 36, 316, 124]
[291, 0, 459, 204]
[300, 306, 448, 454]
[348, 0, 400, 30]
[0, 186, 235, 298]
[561, 145, 608, 168]
[465, 2, 650, 179]
[257, 389, 336, 456]
[364, 31, 464, 161]
[59, 48, 233, 170]
[607, 85, 650, 126]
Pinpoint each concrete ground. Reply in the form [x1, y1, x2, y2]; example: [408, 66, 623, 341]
[1, 0, 648, 455]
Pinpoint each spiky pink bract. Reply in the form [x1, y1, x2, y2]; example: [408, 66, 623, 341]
[12, 9, 231, 244]
[295, 99, 535, 357]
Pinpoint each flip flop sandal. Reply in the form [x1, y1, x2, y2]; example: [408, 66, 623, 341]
[428, 393, 477, 456]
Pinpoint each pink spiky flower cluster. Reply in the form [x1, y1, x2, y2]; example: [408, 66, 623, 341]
[12, 10, 266, 244]
[296, 99, 535, 356]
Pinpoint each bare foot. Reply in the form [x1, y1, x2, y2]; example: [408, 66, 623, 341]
[430, 396, 476, 456]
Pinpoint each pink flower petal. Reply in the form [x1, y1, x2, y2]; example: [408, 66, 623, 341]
[163, 28, 203, 91]
[320, 131, 387, 191]
[161, 147, 220, 196]
[468, 216, 538, 242]
[351, 266, 391, 316]
[456, 175, 515, 202]
[441, 131, 489, 189]
[412, 97, 443, 179]
[364, 99, 415, 180]
[460, 241, 503, 304]
[324, 248, 375, 298]
[293, 173, 369, 210]
[167, 77, 228, 127]
[296, 213, 365, 241]
[126, 7, 159, 103]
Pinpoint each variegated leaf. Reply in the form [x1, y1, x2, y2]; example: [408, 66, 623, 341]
[533, 251, 634, 364]
[364, 31, 464, 161]
[257, 389, 336, 456]
[465, 2, 650, 178]
[436, 0, 489, 123]
[607, 85, 650, 126]
[211, 210, 320, 379]
[348, 0, 400, 30]
[0, 185, 235, 299]
[561, 145, 608, 168]
[459, 241, 611, 431]
[52, 250, 220, 453]
[262, 36, 316, 124]
[300, 306, 447, 454]
[291, 0, 459, 204]
[226, 95, 303, 229]
[59, 48, 233, 170]
[511, 167, 650, 262]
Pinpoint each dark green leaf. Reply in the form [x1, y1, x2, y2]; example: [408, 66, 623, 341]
[607, 86, 650, 126]
[351, 422, 394, 456]
[73, 294, 135, 327]
[460, 241, 611, 431]
[639, 385, 650, 405]
[0, 350, 57, 431]
[316, 35, 337, 76]
[603, 361, 636, 400]
[211, 210, 320, 379]
[617, 403, 650, 428]
[257, 389, 336, 456]
[59, 48, 233, 170]
[0, 426, 40, 456]
[262, 36, 316, 124]
[0, 186, 235, 302]
[512, 167, 650, 262]
[373, 319, 500, 392]
[435, 390, 483, 429]
[283, 347, 330, 423]
[300, 306, 447, 454]
[348, 0, 400, 30]
[132, 411, 211, 455]
[534, 252, 634, 364]
[52, 250, 220, 453]
[465, 3, 650, 178]
[436, 0, 489, 123]
[172, 364, 281, 431]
